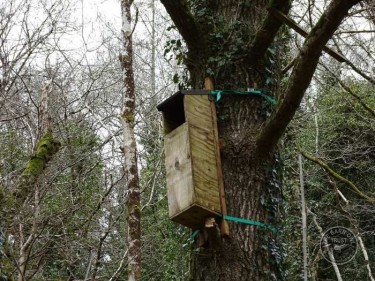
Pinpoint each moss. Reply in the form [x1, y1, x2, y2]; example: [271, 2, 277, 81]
[122, 111, 135, 123]
[23, 131, 60, 175]
[15, 131, 60, 200]
[22, 156, 44, 178]
[0, 258, 15, 281]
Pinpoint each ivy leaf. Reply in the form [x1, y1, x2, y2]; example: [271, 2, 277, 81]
[268, 47, 276, 56]
[173, 74, 179, 84]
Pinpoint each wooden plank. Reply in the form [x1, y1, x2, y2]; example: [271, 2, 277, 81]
[205, 77, 230, 237]
[184, 95, 213, 131]
[162, 85, 227, 229]
[164, 123, 194, 217]
[269, 8, 347, 63]
[189, 124, 221, 213]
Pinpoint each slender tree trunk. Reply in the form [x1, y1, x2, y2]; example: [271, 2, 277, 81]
[308, 208, 343, 281]
[18, 223, 26, 281]
[313, 106, 319, 154]
[119, 1, 141, 281]
[151, 0, 156, 99]
[298, 154, 308, 281]
[358, 235, 375, 281]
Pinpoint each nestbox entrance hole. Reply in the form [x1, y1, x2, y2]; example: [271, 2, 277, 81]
[159, 94, 185, 134]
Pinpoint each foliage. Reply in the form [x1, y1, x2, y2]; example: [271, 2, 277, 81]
[282, 76, 375, 280]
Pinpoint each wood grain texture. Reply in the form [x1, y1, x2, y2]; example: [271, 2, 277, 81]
[189, 124, 221, 212]
[164, 123, 194, 217]
[163, 94, 223, 228]
[205, 77, 230, 236]
[184, 95, 213, 130]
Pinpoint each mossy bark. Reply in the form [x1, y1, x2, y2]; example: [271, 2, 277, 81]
[120, 1, 141, 281]
[15, 130, 60, 201]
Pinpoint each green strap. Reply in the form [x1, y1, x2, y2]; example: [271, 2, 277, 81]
[188, 229, 200, 243]
[222, 215, 278, 234]
[210, 89, 277, 105]
[188, 215, 278, 242]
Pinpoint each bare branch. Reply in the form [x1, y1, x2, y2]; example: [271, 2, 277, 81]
[331, 38, 375, 85]
[300, 148, 375, 204]
[320, 63, 375, 119]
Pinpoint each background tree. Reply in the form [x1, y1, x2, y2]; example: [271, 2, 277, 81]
[286, 77, 375, 280]
[119, 0, 142, 280]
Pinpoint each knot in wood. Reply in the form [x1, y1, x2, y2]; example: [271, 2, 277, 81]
[174, 158, 180, 170]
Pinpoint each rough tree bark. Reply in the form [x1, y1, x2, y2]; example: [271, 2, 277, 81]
[159, 0, 361, 280]
[119, 1, 141, 281]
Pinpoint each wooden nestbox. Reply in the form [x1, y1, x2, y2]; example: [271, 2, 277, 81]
[157, 91, 224, 229]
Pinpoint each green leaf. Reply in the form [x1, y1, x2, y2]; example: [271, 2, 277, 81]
[172, 74, 179, 84]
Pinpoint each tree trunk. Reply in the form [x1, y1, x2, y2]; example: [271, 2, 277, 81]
[298, 154, 308, 281]
[187, 2, 283, 280]
[159, 1, 286, 280]
[191, 96, 282, 280]
[119, 1, 141, 281]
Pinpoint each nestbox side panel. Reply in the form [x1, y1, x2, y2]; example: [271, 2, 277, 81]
[164, 123, 194, 217]
[189, 124, 221, 214]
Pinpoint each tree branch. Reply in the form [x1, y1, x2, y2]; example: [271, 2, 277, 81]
[332, 37, 375, 85]
[308, 207, 344, 281]
[245, 0, 291, 66]
[300, 148, 375, 204]
[159, 0, 206, 56]
[320, 63, 375, 119]
[15, 131, 60, 202]
[358, 235, 375, 281]
[256, 0, 362, 156]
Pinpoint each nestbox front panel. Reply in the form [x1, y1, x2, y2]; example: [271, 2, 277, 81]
[164, 123, 194, 217]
